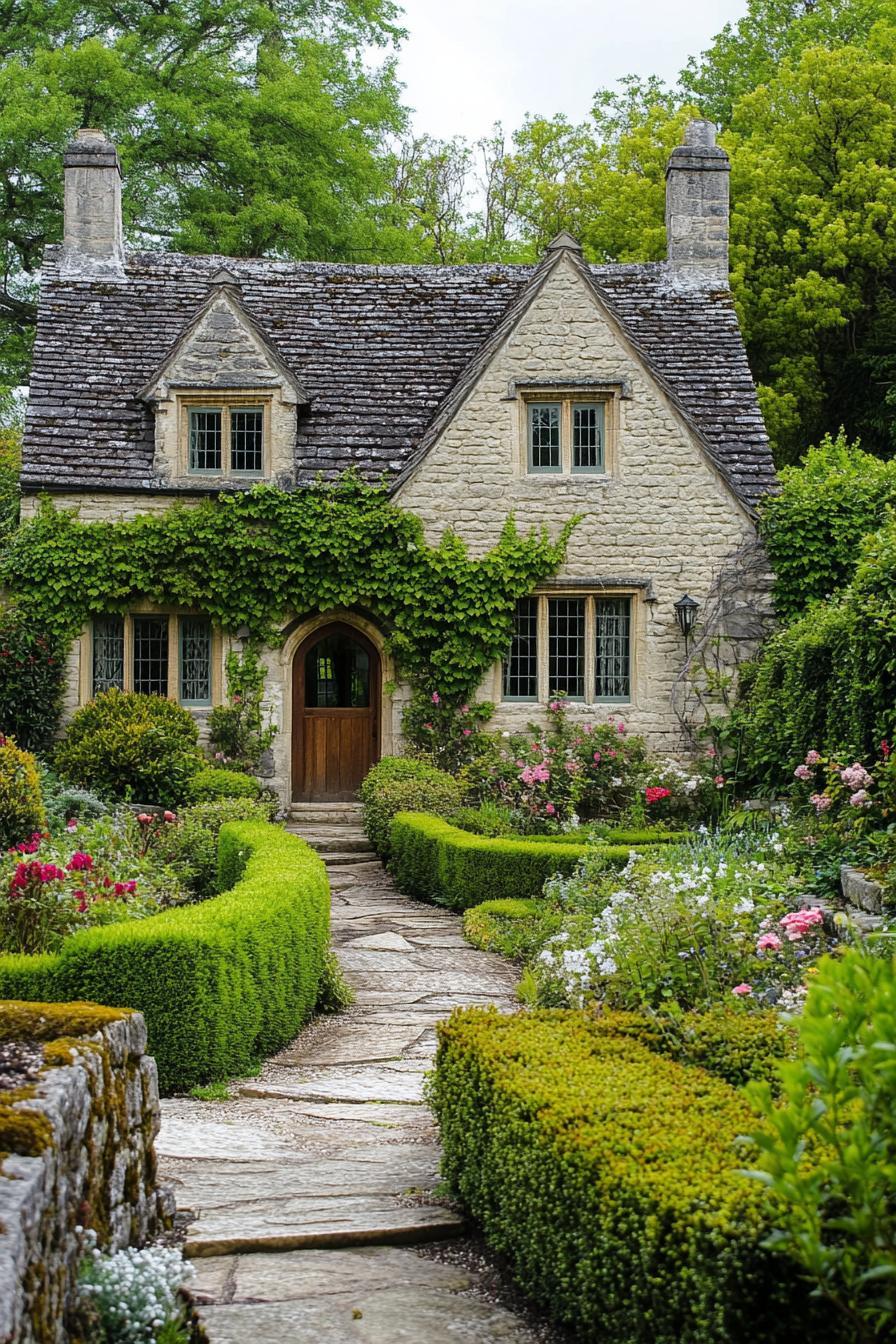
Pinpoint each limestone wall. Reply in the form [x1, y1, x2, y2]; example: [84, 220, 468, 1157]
[0, 1002, 172, 1344]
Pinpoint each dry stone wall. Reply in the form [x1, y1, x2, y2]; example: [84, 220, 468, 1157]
[0, 1002, 172, 1344]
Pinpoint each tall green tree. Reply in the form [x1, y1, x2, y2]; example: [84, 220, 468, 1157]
[0, 0, 410, 382]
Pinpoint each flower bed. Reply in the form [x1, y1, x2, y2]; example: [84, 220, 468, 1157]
[0, 821, 329, 1091]
[430, 1007, 836, 1344]
[388, 813, 661, 910]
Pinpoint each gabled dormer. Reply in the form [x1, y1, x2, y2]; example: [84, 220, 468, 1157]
[138, 269, 307, 488]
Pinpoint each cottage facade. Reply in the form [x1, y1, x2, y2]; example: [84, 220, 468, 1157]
[21, 123, 776, 804]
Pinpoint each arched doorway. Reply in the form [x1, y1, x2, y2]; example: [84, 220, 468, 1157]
[292, 623, 381, 801]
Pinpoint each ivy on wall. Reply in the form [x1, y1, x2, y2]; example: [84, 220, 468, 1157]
[5, 477, 574, 702]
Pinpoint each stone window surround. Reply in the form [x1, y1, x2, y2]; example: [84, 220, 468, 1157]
[516, 384, 619, 478]
[79, 605, 224, 710]
[179, 391, 272, 481]
[496, 584, 643, 707]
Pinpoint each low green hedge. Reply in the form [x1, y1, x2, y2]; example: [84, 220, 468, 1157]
[360, 756, 462, 856]
[388, 814, 642, 909]
[0, 821, 329, 1092]
[531, 828, 691, 846]
[462, 898, 560, 960]
[186, 766, 262, 803]
[430, 1008, 833, 1344]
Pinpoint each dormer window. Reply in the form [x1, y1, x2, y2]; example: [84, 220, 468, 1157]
[187, 401, 266, 478]
[524, 392, 609, 476]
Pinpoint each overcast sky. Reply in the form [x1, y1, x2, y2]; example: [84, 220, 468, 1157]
[394, 0, 749, 141]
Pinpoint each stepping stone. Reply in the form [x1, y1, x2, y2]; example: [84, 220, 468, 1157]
[242, 1063, 428, 1105]
[169, 1148, 462, 1255]
[276, 1022, 428, 1067]
[344, 932, 417, 951]
[198, 1286, 536, 1342]
[158, 1116, 300, 1162]
[191, 1245, 471, 1304]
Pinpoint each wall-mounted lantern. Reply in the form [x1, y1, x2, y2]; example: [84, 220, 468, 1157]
[674, 594, 700, 654]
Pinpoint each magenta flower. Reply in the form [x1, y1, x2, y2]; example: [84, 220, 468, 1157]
[545, 803, 556, 816]
[67, 852, 94, 872]
[462, 728, 471, 737]
[431, 691, 440, 705]
[732, 984, 752, 996]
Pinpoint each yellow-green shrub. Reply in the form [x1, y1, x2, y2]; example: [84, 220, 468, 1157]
[431, 1008, 837, 1343]
[462, 898, 560, 959]
[0, 822, 329, 1092]
[0, 734, 46, 848]
[388, 814, 640, 909]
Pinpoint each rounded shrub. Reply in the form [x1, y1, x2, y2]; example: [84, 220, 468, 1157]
[359, 756, 463, 856]
[154, 798, 276, 900]
[54, 689, 203, 807]
[0, 735, 46, 848]
[186, 766, 261, 804]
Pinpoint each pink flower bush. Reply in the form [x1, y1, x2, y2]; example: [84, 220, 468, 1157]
[849, 790, 871, 808]
[805, 749, 821, 766]
[520, 763, 551, 786]
[66, 851, 94, 872]
[780, 908, 824, 941]
[840, 762, 872, 791]
[793, 763, 813, 781]
[810, 793, 832, 813]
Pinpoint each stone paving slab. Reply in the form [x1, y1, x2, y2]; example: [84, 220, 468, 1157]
[241, 1062, 429, 1104]
[185, 1198, 464, 1257]
[199, 1286, 536, 1342]
[192, 1245, 471, 1303]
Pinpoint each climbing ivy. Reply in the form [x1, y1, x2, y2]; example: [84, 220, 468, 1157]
[5, 477, 574, 703]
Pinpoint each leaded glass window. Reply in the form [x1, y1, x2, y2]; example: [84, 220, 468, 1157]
[548, 598, 585, 699]
[230, 408, 263, 474]
[528, 404, 561, 472]
[93, 617, 124, 695]
[180, 618, 212, 704]
[305, 634, 370, 707]
[572, 403, 604, 472]
[595, 597, 631, 700]
[132, 616, 169, 696]
[502, 598, 538, 700]
[189, 408, 223, 472]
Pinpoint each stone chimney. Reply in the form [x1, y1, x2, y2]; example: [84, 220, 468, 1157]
[665, 119, 729, 286]
[61, 129, 125, 280]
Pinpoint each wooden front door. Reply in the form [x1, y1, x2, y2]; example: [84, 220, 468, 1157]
[292, 624, 380, 801]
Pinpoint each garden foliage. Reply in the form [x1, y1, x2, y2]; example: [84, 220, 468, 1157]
[207, 648, 275, 772]
[186, 767, 262, 805]
[0, 821, 329, 1091]
[54, 690, 203, 806]
[0, 608, 65, 752]
[430, 1007, 835, 1343]
[0, 735, 45, 850]
[740, 514, 896, 782]
[359, 756, 463, 856]
[749, 946, 896, 1343]
[387, 813, 637, 910]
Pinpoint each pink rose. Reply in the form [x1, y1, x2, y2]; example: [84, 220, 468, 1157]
[732, 984, 752, 997]
[593, 752, 601, 763]
[431, 691, 440, 704]
[545, 803, 556, 816]
[756, 933, 782, 952]
[462, 728, 471, 737]
[548, 700, 562, 712]
[163, 810, 176, 823]
[137, 813, 153, 825]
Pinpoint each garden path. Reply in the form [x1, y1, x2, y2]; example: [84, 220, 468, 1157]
[156, 814, 538, 1343]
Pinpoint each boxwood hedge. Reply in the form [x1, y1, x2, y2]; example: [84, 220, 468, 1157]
[430, 1008, 835, 1344]
[387, 813, 651, 909]
[0, 821, 329, 1092]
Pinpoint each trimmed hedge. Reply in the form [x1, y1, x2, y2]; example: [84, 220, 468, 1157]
[531, 828, 691, 846]
[360, 756, 462, 856]
[0, 821, 329, 1092]
[186, 766, 262, 803]
[388, 813, 644, 909]
[462, 898, 560, 960]
[430, 1008, 834, 1344]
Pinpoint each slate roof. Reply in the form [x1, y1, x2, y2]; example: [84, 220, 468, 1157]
[22, 244, 776, 509]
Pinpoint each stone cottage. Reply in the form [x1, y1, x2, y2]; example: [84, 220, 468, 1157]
[20, 121, 776, 804]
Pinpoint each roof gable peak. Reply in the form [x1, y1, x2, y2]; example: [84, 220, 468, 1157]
[546, 230, 583, 254]
[138, 280, 306, 404]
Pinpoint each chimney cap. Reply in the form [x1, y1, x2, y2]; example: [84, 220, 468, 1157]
[666, 118, 729, 175]
[63, 128, 121, 173]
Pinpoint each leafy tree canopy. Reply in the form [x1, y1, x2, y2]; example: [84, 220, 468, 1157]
[0, 0, 411, 381]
